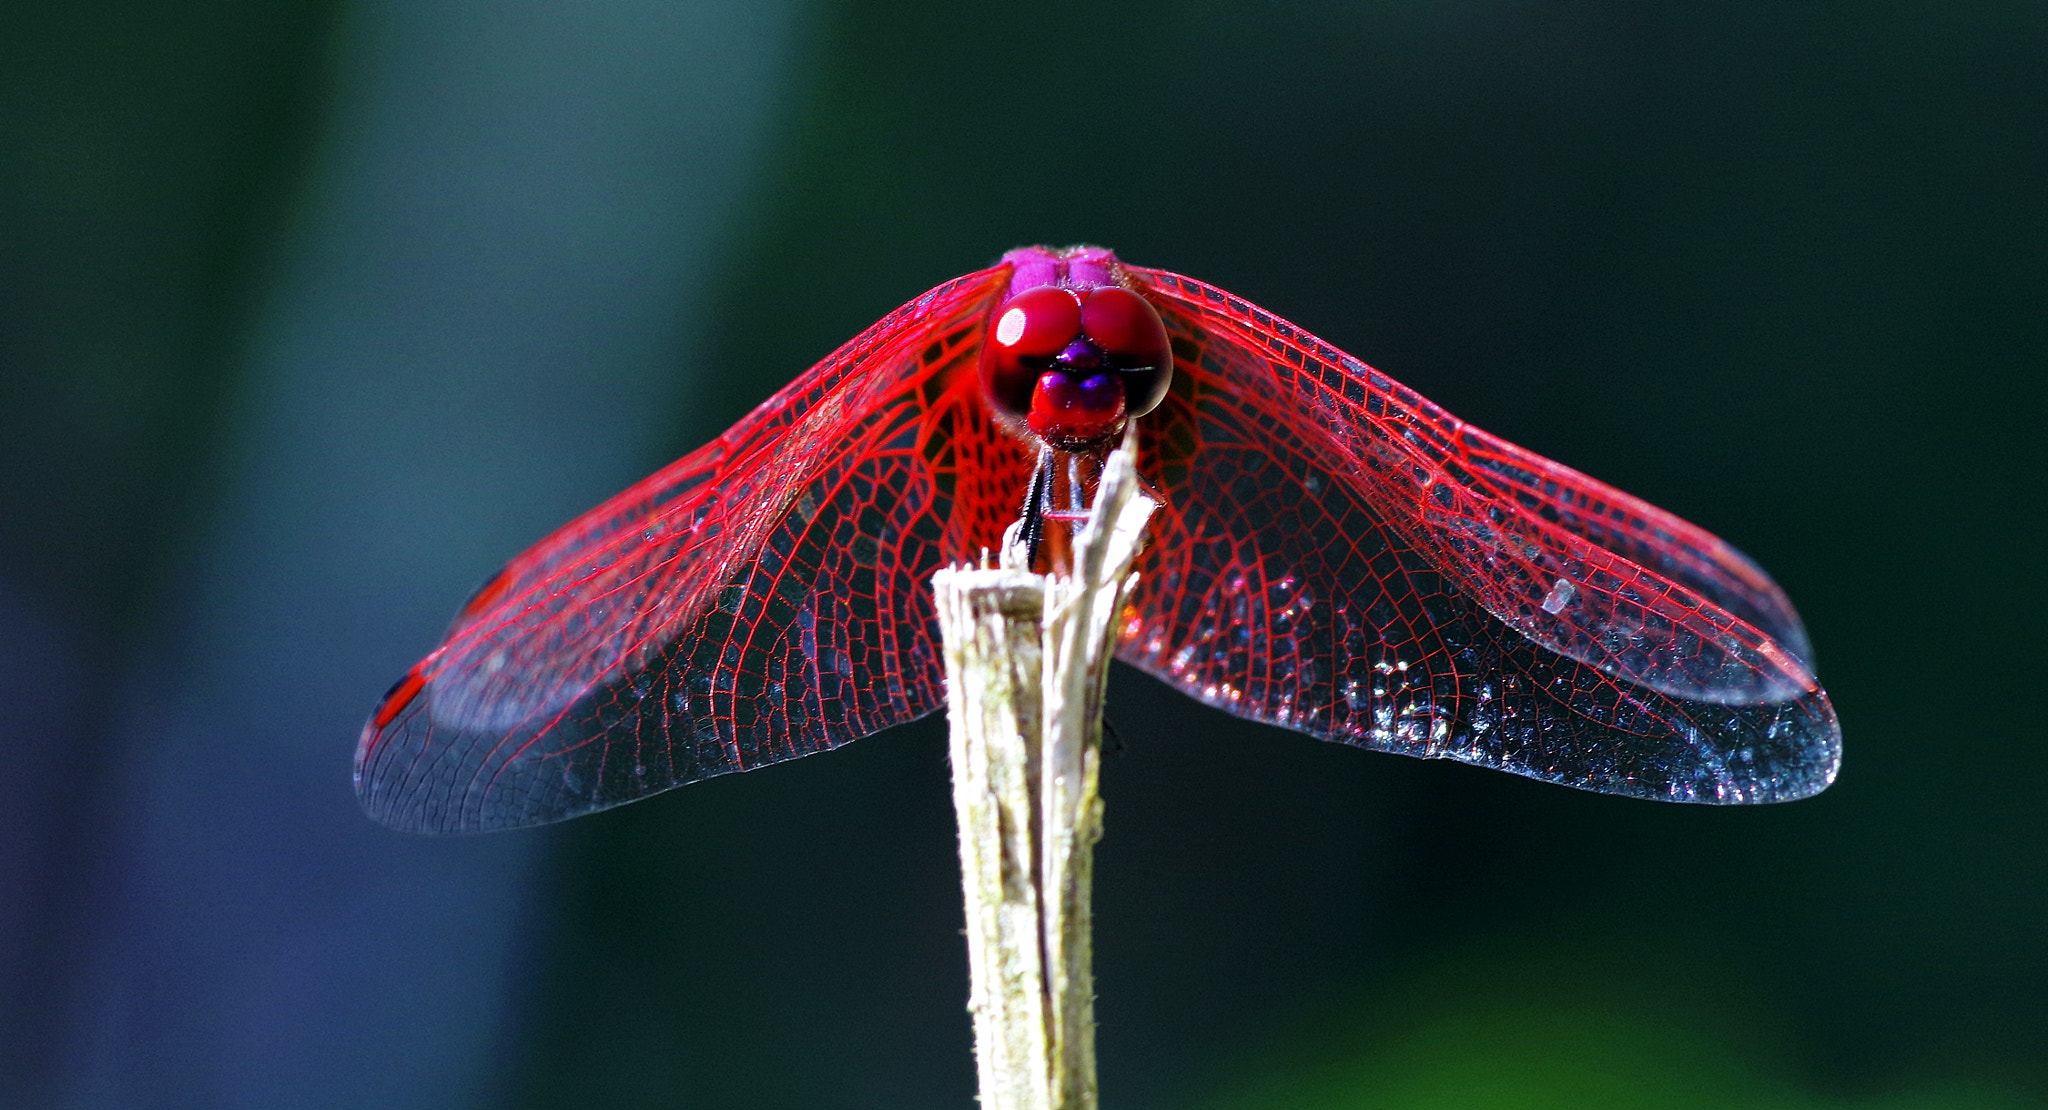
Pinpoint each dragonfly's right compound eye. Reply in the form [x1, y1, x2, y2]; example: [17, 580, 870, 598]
[1079, 286, 1171, 420]
[982, 286, 1083, 419]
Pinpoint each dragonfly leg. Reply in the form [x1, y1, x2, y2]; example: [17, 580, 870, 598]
[1019, 447, 1113, 570]
[1102, 712, 1127, 755]
[1018, 445, 1055, 568]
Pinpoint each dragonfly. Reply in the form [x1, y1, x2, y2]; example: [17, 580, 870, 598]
[356, 245, 1840, 833]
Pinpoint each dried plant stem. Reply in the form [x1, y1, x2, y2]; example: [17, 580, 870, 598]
[935, 436, 1155, 1110]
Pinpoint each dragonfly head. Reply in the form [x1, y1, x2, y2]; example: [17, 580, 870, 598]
[981, 245, 1172, 452]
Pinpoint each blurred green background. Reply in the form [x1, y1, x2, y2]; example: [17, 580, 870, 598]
[1, 1, 2042, 1108]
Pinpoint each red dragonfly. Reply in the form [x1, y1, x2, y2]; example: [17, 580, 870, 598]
[357, 245, 1839, 833]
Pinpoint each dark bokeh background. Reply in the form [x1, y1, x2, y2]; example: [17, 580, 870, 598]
[3, 2, 2042, 1108]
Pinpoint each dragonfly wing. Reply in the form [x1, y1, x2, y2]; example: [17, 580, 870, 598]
[1121, 268, 1839, 803]
[356, 265, 1027, 832]
[1452, 430, 1817, 669]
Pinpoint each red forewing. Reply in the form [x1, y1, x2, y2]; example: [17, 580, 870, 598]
[1117, 267, 1837, 803]
[355, 266, 1029, 832]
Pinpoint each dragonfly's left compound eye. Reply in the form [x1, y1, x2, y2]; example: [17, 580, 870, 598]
[983, 286, 1083, 419]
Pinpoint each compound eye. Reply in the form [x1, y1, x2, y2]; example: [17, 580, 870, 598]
[982, 287, 1084, 418]
[1082, 286, 1172, 418]
[996, 287, 1083, 355]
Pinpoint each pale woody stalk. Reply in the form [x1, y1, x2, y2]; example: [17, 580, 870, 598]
[934, 431, 1155, 1110]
